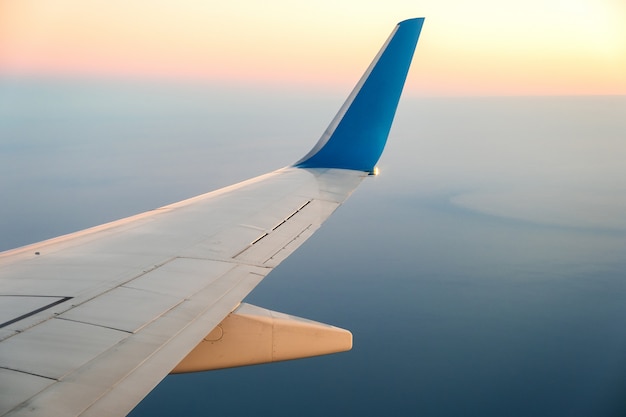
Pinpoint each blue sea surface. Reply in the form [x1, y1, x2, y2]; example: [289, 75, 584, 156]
[1, 79, 625, 416]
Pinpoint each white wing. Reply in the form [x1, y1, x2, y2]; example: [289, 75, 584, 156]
[0, 18, 424, 417]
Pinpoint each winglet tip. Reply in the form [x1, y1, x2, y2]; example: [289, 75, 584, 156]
[294, 18, 424, 172]
[399, 17, 425, 25]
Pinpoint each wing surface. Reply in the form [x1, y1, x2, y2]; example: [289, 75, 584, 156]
[0, 18, 424, 417]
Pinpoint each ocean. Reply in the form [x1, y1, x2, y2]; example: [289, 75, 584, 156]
[1, 79, 625, 416]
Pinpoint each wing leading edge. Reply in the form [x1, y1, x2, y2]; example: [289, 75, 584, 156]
[0, 18, 424, 416]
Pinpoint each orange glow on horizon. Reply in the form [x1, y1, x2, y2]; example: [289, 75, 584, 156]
[1, 0, 625, 96]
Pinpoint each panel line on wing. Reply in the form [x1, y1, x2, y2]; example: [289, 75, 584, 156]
[271, 220, 286, 231]
[251, 233, 269, 245]
[0, 296, 72, 329]
[272, 200, 312, 231]
[232, 199, 319, 264]
[263, 224, 314, 265]
[53, 317, 135, 334]
[0, 366, 59, 381]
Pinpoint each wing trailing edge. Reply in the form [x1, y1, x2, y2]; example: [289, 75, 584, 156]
[294, 18, 424, 173]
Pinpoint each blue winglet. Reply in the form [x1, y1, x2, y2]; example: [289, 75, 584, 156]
[294, 18, 424, 172]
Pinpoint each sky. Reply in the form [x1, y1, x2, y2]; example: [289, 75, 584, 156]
[1, 0, 625, 95]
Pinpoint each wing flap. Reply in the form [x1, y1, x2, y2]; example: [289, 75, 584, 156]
[58, 287, 183, 333]
[123, 258, 235, 298]
[0, 319, 127, 380]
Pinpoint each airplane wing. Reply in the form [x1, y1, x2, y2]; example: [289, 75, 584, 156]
[0, 18, 424, 417]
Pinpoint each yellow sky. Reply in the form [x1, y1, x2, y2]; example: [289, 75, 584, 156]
[1, 0, 624, 95]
